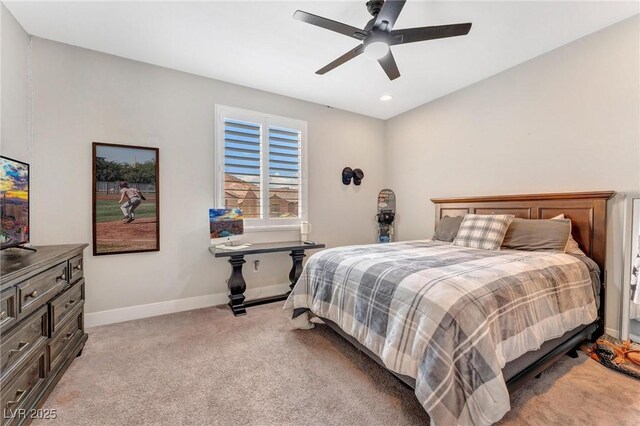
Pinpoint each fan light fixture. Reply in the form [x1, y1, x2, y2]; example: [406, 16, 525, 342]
[294, 1, 472, 81]
[364, 41, 390, 60]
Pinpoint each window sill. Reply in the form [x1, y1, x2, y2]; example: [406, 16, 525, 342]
[244, 224, 301, 233]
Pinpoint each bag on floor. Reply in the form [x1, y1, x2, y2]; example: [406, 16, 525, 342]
[587, 334, 640, 380]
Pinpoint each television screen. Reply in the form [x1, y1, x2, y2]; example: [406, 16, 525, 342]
[209, 208, 243, 242]
[1, 156, 30, 249]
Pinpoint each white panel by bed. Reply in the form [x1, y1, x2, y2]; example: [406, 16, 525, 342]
[621, 194, 640, 341]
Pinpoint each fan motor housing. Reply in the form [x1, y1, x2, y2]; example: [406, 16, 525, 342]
[366, 0, 385, 17]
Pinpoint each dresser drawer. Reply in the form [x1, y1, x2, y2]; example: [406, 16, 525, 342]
[17, 262, 67, 319]
[68, 255, 84, 284]
[0, 346, 46, 422]
[49, 281, 83, 335]
[48, 305, 83, 374]
[0, 306, 47, 384]
[0, 287, 17, 331]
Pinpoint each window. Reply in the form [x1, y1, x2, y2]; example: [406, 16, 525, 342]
[215, 105, 307, 229]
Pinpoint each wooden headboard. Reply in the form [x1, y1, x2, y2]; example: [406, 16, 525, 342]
[431, 191, 615, 273]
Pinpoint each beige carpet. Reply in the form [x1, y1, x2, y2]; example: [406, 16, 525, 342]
[37, 303, 639, 425]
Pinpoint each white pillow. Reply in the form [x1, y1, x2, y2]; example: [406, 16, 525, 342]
[551, 214, 587, 256]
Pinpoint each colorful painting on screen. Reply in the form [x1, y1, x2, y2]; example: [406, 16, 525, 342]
[209, 208, 244, 239]
[0, 157, 29, 248]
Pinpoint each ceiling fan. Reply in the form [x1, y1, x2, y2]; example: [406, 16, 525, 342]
[293, 0, 472, 81]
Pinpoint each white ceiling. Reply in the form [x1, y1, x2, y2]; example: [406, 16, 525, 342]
[5, 1, 639, 120]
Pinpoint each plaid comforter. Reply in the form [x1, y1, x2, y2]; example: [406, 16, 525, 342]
[284, 240, 599, 426]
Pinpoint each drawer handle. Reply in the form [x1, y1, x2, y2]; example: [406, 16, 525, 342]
[6, 389, 27, 409]
[56, 273, 67, 282]
[62, 331, 75, 342]
[64, 299, 77, 309]
[26, 290, 38, 299]
[8, 341, 30, 358]
[73, 264, 82, 271]
[0, 311, 6, 320]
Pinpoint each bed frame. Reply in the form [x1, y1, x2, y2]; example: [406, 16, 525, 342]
[321, 191, 615, 394]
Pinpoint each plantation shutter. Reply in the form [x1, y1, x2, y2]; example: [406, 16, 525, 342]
[268, 126, 301, 219]
[216, 106, 306, 226]
[223, 119, 262, 219]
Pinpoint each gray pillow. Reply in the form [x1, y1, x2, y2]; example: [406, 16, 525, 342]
[501, 218, 571, 252]
[433, 216, 464, 242]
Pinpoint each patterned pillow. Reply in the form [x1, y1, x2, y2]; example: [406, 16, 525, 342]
[452, 214, 514, 250]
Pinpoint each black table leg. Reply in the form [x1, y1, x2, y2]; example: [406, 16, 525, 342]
[227, 255, 247, 316]
[289, 249, 306, 291]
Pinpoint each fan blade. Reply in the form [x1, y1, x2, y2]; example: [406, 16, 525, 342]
[294, 10, 366, 40]
[373, 0, 406, 31]
[390, 23, 472, 45]
[378, 51, 400, 80]
[316, 45, 365, 75]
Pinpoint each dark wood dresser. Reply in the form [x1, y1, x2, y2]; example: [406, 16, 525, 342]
[0, 245, 88, 425]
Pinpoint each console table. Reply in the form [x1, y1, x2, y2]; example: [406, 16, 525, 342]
[210, 241, 325, 316]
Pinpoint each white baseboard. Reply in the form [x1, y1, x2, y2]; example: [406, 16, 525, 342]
[85, 283, 291, 328]
[605, 327, 619, 338]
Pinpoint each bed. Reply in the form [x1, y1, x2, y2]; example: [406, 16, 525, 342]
[284, 191, 614, 426]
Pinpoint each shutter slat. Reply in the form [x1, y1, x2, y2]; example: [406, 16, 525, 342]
[269, 128, 299, 137]
[271, 152, 299, 159]
[225, 129, 260, 138]
[269, 138, 298, 144]
[225, 146, 260, 155]
[269, 159, 299, 166]
[225, 121, 261, 133]
[226, 163, 260, 170]
[225, 137, 260, 146]
[269, 168, 299, 173]
[225, 154, 260, 161]
[225, 172, 260, 177]
[268, 143, 299, 152]
[269, 160, 299, 166]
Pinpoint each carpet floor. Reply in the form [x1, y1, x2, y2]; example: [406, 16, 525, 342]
[37, 303, 639, 425]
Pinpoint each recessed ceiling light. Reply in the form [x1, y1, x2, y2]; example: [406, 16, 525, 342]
[379, 95, 393, 102]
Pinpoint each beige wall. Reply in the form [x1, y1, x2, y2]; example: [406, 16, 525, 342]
[385, 16, 640, 335]
[1, 3, 29, 159]
[29, 37, 386, 319]
[5, 12, 639, 331]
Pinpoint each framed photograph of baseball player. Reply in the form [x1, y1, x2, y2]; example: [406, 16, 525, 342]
[92, 142, 160, 256]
